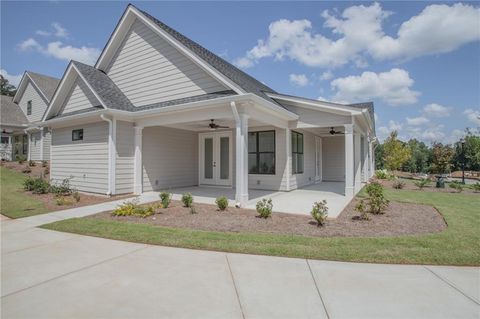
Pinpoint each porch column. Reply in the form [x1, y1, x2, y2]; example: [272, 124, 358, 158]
[362, 134, 369, 182]
[133, 126, 143, 195]
[370, 141, 375, 178]
[235, 113, 249, 206]
[354, 131, 362, 192]
[285, 128, 291, 191]
[27, 132, 31, 161]
[344, 124, 354, 197]
[39, 128, 44, 160]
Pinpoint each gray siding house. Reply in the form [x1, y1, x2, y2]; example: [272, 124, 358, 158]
[0, 72, 59, 161]
[42, 4, 376, 206]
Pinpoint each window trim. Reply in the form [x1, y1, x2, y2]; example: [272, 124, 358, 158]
[248, 130, 276, 175]
[72, 129, 84, 141]
[27, 100, 32, 115]
[292, 131, 304, 174]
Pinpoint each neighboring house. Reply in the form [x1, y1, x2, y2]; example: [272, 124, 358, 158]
[0, 95, 29, 161]
[42, 4, 376, 206]
[9, 71, 60, 161]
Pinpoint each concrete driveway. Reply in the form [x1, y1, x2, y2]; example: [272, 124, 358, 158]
[2, 209, 479, 318]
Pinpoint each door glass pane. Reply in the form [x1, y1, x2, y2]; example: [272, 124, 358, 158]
[204, 138, 213, 179]
[220, 137, 229, 179]
[259, 131, 275, 152]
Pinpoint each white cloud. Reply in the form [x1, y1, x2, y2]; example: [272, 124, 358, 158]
[233, 56, 255, 68]
[52, 22, 68, 38]
[330, 68, 420, 106]
[18, 38, 41, 51]
[319, 70, 333, 80]
[406, 116, 429, 126]
[423, 103, 451, 117]
[0, 69, 23, 86]
[289, 73, 309, 86]
[234, 3, 480, 68]
[36, 30, 51, 36]
[463, 108, 480, 125]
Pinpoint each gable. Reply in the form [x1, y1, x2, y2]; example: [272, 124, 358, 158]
[59, 75, 101, 115]
[105, 18, 227, 107]
[18, 81, 48, 123]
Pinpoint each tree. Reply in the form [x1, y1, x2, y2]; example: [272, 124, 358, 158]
[453, 130, 480, 171]
[382, 131, 411, 173]
[403, 139, 430, 173]
[430, 143, 454, 174]
[1, 75, 17, 96]
[374, 143, 384, 169]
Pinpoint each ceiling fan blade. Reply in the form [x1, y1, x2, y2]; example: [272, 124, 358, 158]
[217, 125, 229, 128]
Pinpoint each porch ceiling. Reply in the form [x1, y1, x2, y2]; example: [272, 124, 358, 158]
[163, 118, 266, 132]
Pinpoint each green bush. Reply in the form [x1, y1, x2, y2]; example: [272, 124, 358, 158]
[159, 191, 171, 208]
[364, 182, 389, 215]
[50, 177, 73, 196]
[449, 181, 464, 193]
[375, 169, 389, 179]
[354, 199, 370, 220]
[181, 193, 193, 207]
[414, 178, 430, 190]
[311, 200, 328, 226]
[73, 191, 81, 202]
[16, 154, 26, 164]
[21, 165, 31, 173]
[392, 179, 405, 189]
[23, 176, 36, 191]
[28, 160, 36, 167]
[111, 199, 154, 218]
[472, 182, 480, 193]
[256, 198, 273, 218]
[23, 177, 50, 194]
[56, 196, 74, 206]
[215, 196, 229, 211]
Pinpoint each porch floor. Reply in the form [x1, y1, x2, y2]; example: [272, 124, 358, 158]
[149, 182, 351, 218]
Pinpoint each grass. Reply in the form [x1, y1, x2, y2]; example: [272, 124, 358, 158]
[0, 166, 48, 218]
[41, 185, 480, 265]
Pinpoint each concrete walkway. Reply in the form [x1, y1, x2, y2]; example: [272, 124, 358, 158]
[2, 203, 479, 318]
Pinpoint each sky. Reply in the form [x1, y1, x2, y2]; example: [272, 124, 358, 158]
[1, 1, 479, 143]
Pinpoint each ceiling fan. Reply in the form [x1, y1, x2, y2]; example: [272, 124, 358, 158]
[208, 119, 229, 130]
[329, 127, 344, 135]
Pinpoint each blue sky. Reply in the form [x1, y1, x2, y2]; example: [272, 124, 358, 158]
[1, 1, 479, 143]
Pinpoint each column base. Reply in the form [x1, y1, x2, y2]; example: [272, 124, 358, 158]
[133, 184, 143, 195]
[235, 194, 249, 208]
[345, 186, 355, 197]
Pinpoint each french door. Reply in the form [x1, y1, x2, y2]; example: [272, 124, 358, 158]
[199, 131, 232, 186]
[315, 136, 322, 183]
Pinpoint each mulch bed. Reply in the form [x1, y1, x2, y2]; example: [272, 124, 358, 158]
[88, 199, 447, 238]
[378, 178, 479, 194]
[2, 161, 49, 178]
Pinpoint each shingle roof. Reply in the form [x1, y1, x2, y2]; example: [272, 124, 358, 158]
[135, 6, 285, 108]
[27, 71, 60, 101]
[72, 61, 134, 111]
[348, 102, 375, 129]
[0, 95, 28, 126]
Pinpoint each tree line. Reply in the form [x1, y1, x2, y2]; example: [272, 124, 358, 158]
[375, 130, 480, 174]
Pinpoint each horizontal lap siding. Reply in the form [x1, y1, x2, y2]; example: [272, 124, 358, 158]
[50, 122, 109, 194]
[106, 19, 226, 107]
[115, 121, 134, 194]
[322, 136, 345, 181]
[142, 127, 198, 192]
[18, 82, 48, 122]
[60, 77, 101, 115]
[29, 132, 42, 161]
[42, 130, 51, 160]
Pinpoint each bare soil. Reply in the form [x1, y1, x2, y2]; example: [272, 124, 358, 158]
[89, 199, 446, 238]
[2, 161, 49, 178]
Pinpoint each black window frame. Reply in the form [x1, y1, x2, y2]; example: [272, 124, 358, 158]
[292, 131, 304, 174]
[72, 129, 84, 141]
[248, 130, 276, 175]
[27, 100, 32, 115]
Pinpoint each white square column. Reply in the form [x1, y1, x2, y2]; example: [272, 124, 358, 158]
[133, 126, 143, 195]
[235, 113, 249, 206]
[362, 134, 369, 182]
[354, 131, 362, 192]
[285, 128, 291, 191]
[27, 132, 31, 161]
[39, 128, 44, 160]
[344, 124, 354, 197]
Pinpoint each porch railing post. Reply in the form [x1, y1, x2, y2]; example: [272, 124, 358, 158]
[133, 126, 144, 195]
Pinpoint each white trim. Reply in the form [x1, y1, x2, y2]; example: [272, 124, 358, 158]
[133, 126, 143, 194]
[315, 136, 322, 183]
[71, 64, 108, 110]
[13, 72, 50, 104]
[42, 63, 74, 121]
[39, 127, 44, 160]
[100, 114, 116, 195]
[198, 131, 233, 187]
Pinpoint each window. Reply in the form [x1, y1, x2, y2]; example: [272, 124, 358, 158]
[27, 101, 32, 115]
[292, 131, 304, 174]
[1, 136, 9, 144]
[248, 131, 275, 174]
[72, 129, 84, 141]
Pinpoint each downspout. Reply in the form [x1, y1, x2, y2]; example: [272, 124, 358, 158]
[100, 114, 116, 196]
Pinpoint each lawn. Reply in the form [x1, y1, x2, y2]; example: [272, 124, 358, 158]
[41, 185, 480, 266]
[0, 166, 48, 218]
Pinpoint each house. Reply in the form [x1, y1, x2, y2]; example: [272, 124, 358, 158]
[0, 72, 60, 161]
[42, 4, 376, 207]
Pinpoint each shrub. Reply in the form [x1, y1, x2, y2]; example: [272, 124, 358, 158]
[32, 178, 50, 194]
[392, 179, 405, 189]
[73, 191, 81, 202]
[181, 193, 193, 207]
[16, 154, 26, 164]
[375, 169, 389, 180]
[414, 178, 430, 190]
[364, 182, 389, 215]
[473, 182, 480, 193]
[111, 199, 154, 218]
[55, 196, 74, 206]
[215, 196, 229, 211]
[311, 200, 328, 226]
[41, 160, 48, 167]
[354, 199, 370, 220]
[23, 177, 36, 191]
[449, 181, 464, 193]
[50, 177, 73, 196]
[256, 198, 273, 218]
[21, 165, 31, 173]
[28, 160, 36, 167]
[159, 191, 171, 208]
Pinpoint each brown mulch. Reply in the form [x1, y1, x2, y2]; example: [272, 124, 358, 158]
[378, 179, 479, 194]
[88, 199, 447, 238]
[2, 161, 49, 178]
